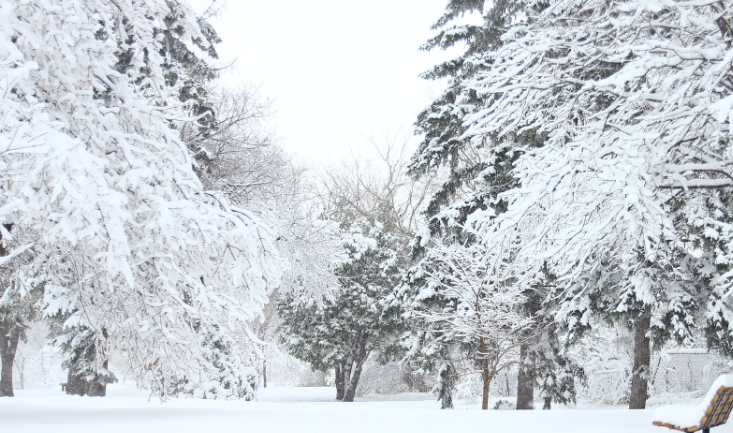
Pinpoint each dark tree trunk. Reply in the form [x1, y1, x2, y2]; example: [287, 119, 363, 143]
[343, 335, 368, 403]
[629, 314, 651, 409]
[516, 341, 535, 410]
[342, 357, 353, 400]
[0, 225, 19, 397]
[440, 393, 454, 409]
[342, 359, 365, 402]
[543, 398, 552, 410]
[439, 363, 455, 409]
[517, 290, 541, 410]
[0, 326, 20, 397]
[263, 359, 267, 389]
[335, 363, 345, 401]
[481, 366, 491, 410]
[479, 337, 492, 410]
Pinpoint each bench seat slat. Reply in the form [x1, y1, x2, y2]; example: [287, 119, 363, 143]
[655, 383, 733, 433]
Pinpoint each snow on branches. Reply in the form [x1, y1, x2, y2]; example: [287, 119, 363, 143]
[454, 0, 733, 340]
[398, 241, 532, 409]
[410, 0, 733, 409]
[0, 0, 283, 398]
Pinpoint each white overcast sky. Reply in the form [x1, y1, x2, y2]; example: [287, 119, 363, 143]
[187, 0, 453, 163]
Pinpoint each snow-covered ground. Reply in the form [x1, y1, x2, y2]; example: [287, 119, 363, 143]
[2, 385, 732, 433]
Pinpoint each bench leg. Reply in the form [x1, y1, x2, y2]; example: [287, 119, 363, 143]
[703, 428, 710, 433]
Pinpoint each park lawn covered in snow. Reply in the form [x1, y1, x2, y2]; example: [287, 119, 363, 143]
[3, 386, 730, 433]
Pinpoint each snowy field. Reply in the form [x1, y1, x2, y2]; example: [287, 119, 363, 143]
[3, 386, 731, 433]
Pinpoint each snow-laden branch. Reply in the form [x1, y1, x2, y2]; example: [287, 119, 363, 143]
[0, 0, 284, 399]
[0, 243, 34, 268]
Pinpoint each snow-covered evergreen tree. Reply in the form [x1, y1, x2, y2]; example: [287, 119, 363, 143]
[0, 0, 282, 399]
[409, 0, 581, 409]
[447, 0, 733, 409]
[280, 219, 407, 401]
[412, 0, 525, 252]
[279, 139, 430, 401]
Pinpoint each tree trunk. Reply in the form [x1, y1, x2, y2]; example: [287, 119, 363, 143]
[543, 398, 552, 410]
[516, 341, 535, 410]
[481, 364, 491, 410]
[517, 289, 541, 410]
[342, 356, 353, 400]
[0, 326, 19, 397]
[335, 363, 345, 400]
[343, 335, 368, 403]
[629, 314, 651, 409]
[479, 337, 492, 410]
[0, 224, 20, 397]
[342, 359, 365, 402]
[263, 359, 267, 389]
[439, 362, 455, 409]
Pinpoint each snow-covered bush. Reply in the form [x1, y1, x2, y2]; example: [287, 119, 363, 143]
[580, 350, 633, 406]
